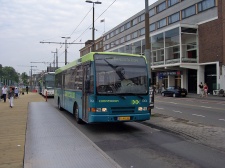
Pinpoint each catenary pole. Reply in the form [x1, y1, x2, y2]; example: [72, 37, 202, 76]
[145, 0, 151, 81]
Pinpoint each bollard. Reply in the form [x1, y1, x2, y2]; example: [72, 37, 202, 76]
[45, 91, 47, 102]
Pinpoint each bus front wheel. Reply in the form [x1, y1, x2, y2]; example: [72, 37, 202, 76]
[74, 103, 82, 124]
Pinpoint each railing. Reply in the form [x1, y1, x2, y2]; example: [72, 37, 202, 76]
[182, 58, 197, 63]
[152, 57, 197, 66]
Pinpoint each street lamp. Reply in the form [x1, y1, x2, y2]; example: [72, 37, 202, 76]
[61, 37, 70, 65]
[85, 0, 102, 52]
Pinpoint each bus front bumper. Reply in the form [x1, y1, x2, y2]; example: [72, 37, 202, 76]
[88, 113, 150, 123]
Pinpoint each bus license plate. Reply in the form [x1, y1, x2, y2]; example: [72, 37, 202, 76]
[118, 116, 130, 121]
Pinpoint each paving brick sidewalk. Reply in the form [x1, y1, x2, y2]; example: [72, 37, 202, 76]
[0, 93, 45, 168]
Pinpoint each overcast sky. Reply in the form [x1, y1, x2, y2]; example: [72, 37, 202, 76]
[0, 0, 157, 75]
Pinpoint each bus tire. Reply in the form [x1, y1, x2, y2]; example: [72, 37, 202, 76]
[74, 103, 82, 124]
[58, 98, 62, 110]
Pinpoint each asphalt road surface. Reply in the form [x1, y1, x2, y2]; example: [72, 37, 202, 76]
[47, 98, 225, 168]
[154, 95, 225, 127]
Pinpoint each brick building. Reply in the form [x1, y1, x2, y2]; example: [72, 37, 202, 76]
[102, 0, 225, 94]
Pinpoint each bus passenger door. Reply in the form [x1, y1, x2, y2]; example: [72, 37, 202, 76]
[82, 63, 90, 122]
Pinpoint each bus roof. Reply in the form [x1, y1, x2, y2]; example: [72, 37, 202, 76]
[55, 52, 146, 74]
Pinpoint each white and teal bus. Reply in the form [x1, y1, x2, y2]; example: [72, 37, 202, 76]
[54, 52, 154, 124]
[41, 72, 55, 97]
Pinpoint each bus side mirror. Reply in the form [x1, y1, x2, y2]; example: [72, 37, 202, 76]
[85, 80, 90, 93]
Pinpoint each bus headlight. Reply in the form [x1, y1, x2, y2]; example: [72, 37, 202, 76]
[138, 107, 148, 111]
[138, 107, 143, 111]
[90, 108, 108, 112]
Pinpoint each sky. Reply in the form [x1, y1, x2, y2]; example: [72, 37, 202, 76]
[0, 0, 157, 75]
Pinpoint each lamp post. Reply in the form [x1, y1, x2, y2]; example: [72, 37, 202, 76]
[85, 0, 102, 52]
[61, 37, 70, 65]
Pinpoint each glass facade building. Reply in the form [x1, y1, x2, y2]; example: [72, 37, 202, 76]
[101, 0, 225, 94]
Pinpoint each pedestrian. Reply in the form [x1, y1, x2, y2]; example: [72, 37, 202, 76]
[161, 83, 165, 93]
[14, 87, 19, 98]
[8, 87, 14, 108]
[203, 83, 208, 97]
[26, 86, 28, 94]
[1, 85, 8, 102]
[199, 82, 204, 97]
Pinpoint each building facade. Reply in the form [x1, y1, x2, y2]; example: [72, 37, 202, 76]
[80, 37, 103, 57]
[103, 0, 225, 94]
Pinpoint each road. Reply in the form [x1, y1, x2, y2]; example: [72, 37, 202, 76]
[154, 95, 225, 127]
[47, 98, 225, 168]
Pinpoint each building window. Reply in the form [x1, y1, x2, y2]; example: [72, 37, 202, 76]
[125, 22, 131, 30]
[120, 37, 125, 43]
[150, 23, 156, 32]
[115, 40, 119, 45]
[110, 31, 114, 38]
[165, 28, 180, 60]
[198, 0, 215, 12]
[139, 28, 145, 36]
[126, 34, 131, 41]
[110, 42, 114, 48]
[106, 34, 109, 40]
[168, 12, 180, 24]
[157, 18, 167, 28]
[120, 25, 125, 32]
[168, 0, 179, 7]
[132, 31, 138, 39]
[139, 14, 145, 22]
[157, 1, 166, 13]
[115, 29, 119, 35]
[182, 5, 196, 19]
[149, 8, 155, 17]
[132, 17, 138, 26]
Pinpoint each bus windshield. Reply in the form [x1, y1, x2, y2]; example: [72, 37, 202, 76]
[95, 54, 148, 95]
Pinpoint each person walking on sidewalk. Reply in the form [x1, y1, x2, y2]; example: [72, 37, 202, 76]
[26, 86, 28, 94]
[203, 83, 208, 97]
[199, 82, 204, 97]
[8, 87, 14, 108]
[2, 85, 8, 102]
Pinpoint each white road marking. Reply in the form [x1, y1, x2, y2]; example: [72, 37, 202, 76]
[169, 102, 178, 104]
[200, 106, 212, 108]
[192, 114, 205, 117]
[156, 107, 164, 110]
[172, 110, 182, 113]
[219, 119, 225, 121]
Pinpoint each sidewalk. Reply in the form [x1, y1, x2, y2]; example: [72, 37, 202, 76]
[0, 93, 121, 168]
[0, 92, 45, 168]
[187, 92, 225, 101]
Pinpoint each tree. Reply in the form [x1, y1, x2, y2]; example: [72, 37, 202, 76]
[2, 66, 19, 84]
[21, 72, 29, 85]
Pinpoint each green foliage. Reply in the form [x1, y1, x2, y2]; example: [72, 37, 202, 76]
[21, 72, 29, 85]
[2, 66, 19, 83]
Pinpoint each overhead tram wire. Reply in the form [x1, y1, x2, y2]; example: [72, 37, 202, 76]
[69, 7, 93, 37]
[68, 0, 117, 48]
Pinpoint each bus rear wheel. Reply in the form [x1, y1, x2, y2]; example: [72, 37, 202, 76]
[74, 103, 82, 124]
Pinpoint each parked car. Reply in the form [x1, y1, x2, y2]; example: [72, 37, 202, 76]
[161, 86, 187, 97]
